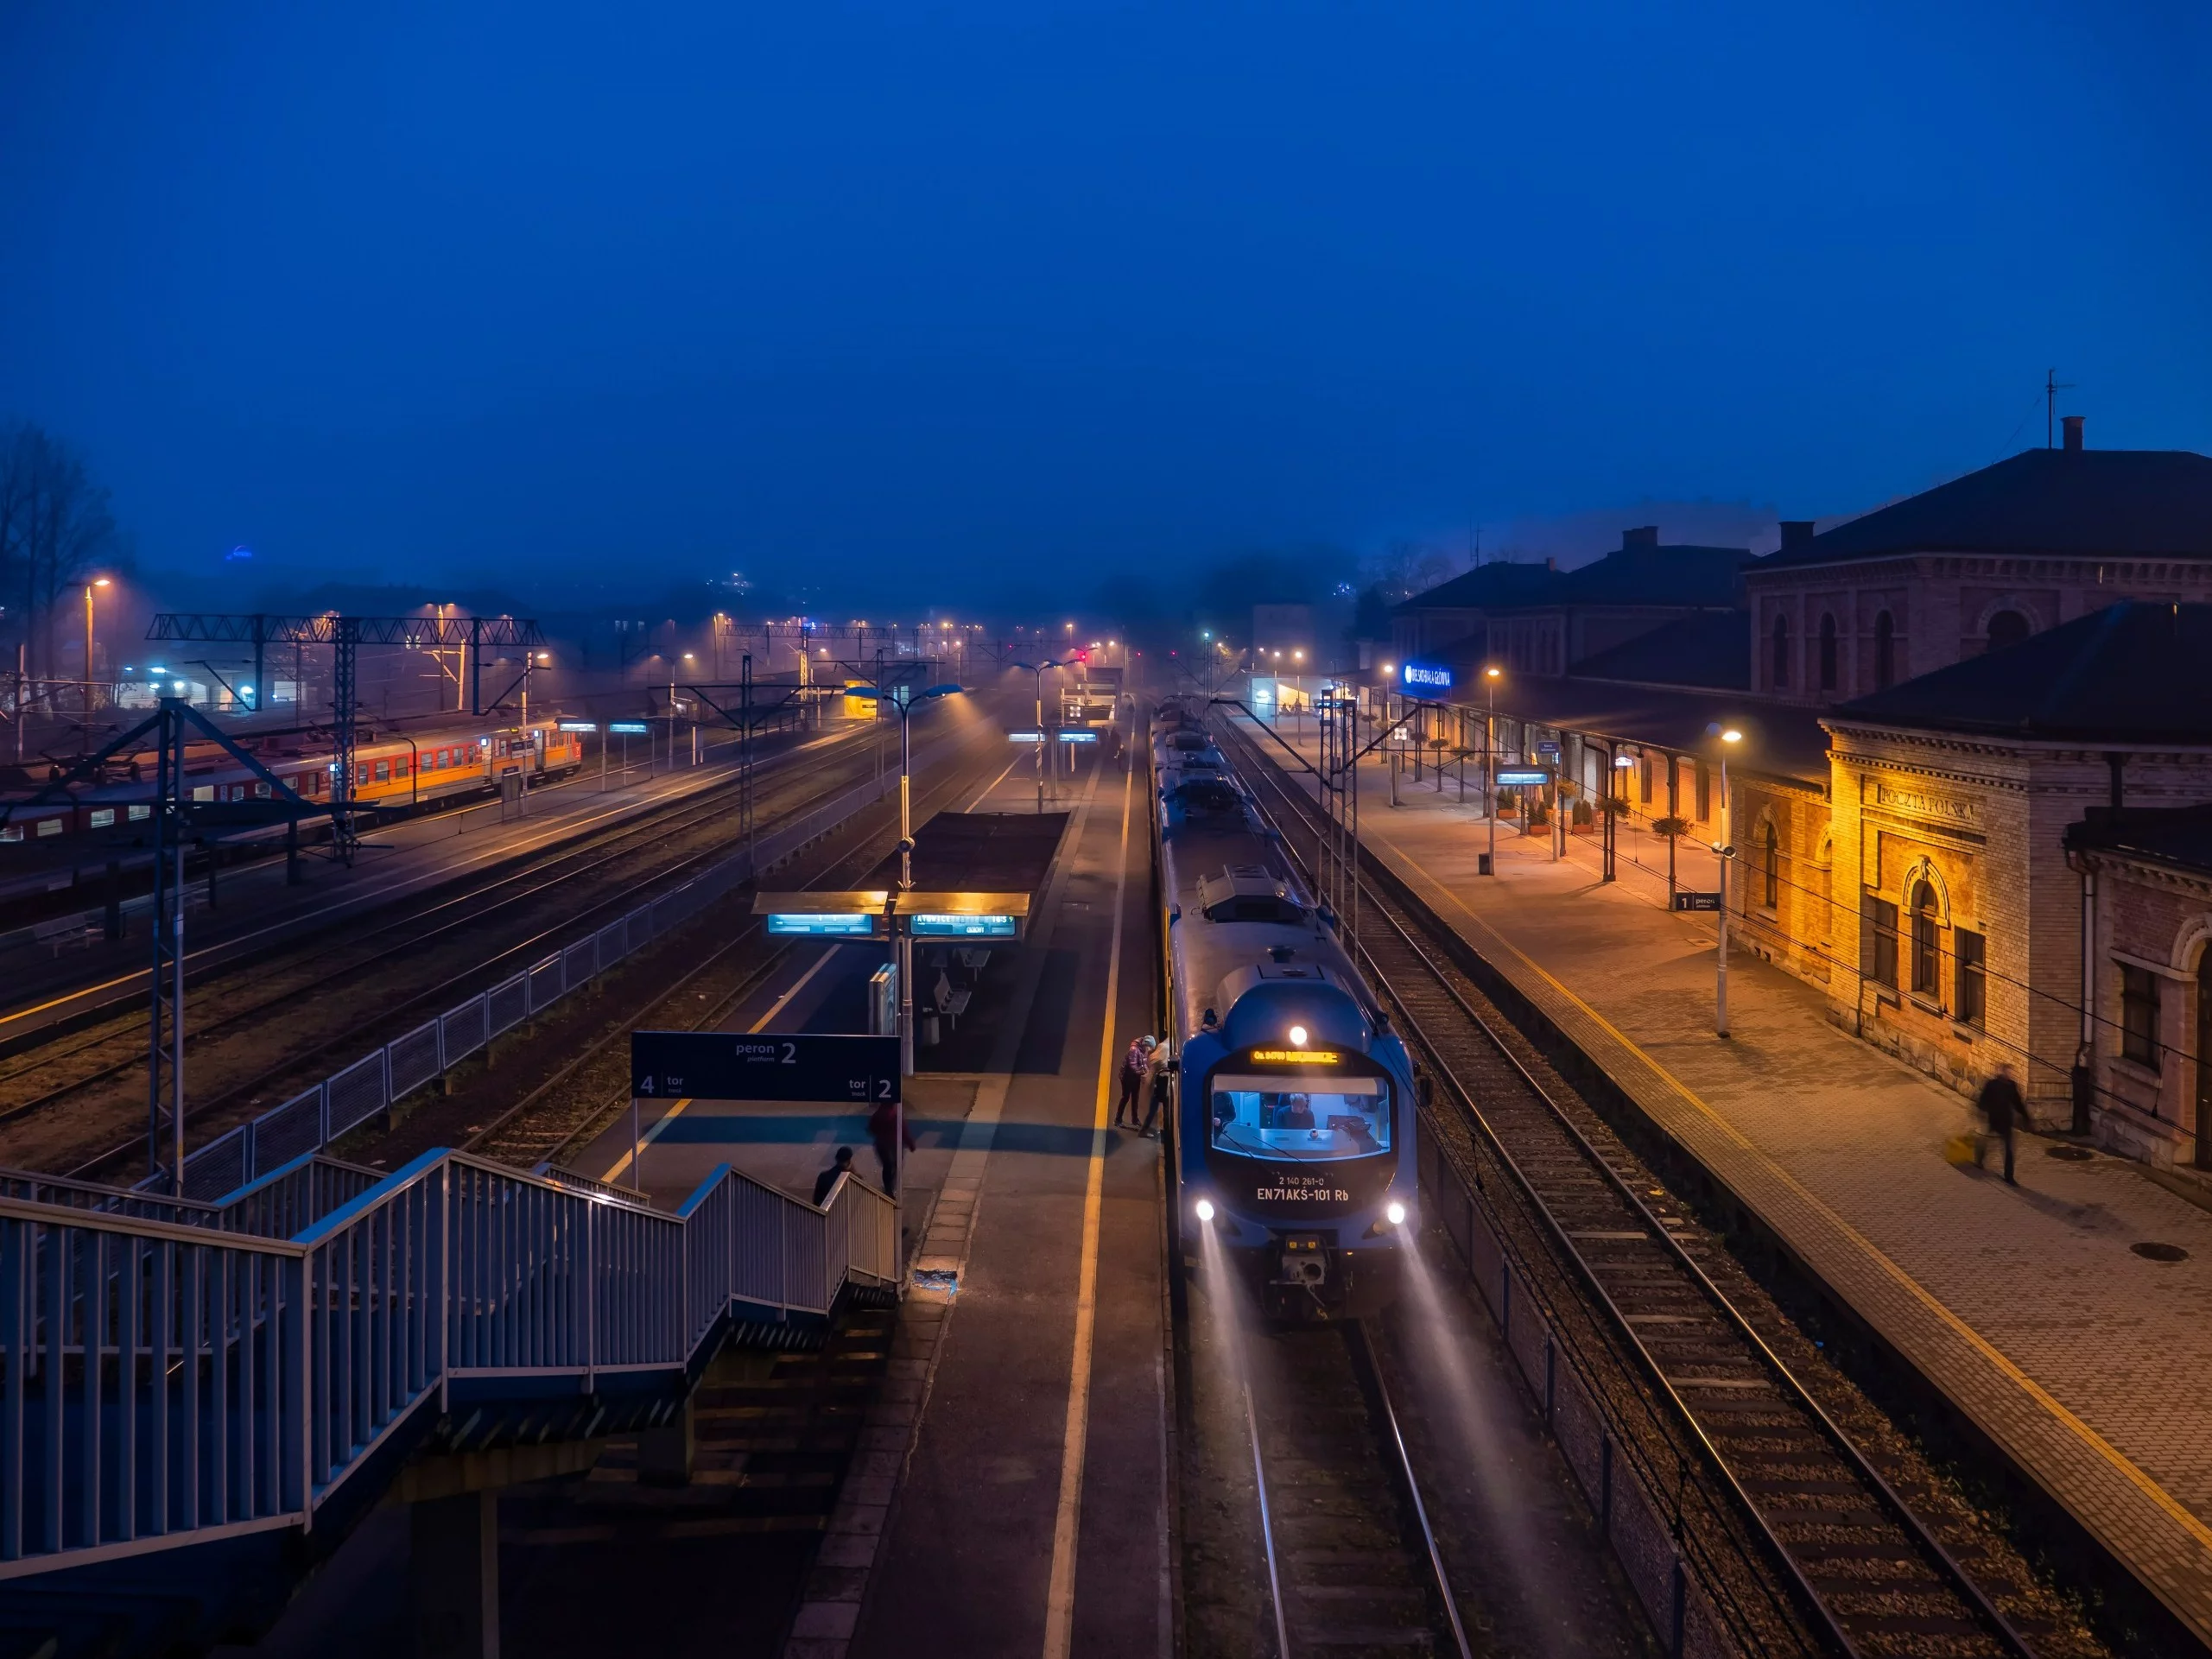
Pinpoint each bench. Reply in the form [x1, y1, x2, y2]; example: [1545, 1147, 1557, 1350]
[931, 973, 973, 1029]
[32, 915, 98, 957]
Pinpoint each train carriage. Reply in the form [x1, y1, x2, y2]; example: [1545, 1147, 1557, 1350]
[1153, 703, 1417, 1319]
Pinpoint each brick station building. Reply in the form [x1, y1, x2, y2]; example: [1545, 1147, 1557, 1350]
[1381, 430, 2212, 1164]
[2063, 809, 2212, 1168]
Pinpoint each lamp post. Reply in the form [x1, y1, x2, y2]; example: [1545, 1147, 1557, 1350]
[84, 578, 111, 712]
[852, 679, 961, 1074]
[1708, 724, 1742, 1037]
[1011, 659, 1063, 811]
[1484, 667, 1501, 875]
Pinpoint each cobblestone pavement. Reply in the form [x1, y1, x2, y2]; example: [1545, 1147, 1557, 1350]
[1239, 718, 2212, 1646]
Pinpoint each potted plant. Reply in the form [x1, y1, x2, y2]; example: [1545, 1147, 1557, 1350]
[1651, 814, 1689, 896]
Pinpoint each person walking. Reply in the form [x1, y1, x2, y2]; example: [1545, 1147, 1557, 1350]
[1976, 1064, 2022, 1185]
[869, 1099, 916, 1198]
[1138, 1046, 1174, 1138]
[1116, 1035, 1155, 1130]
[814, 1145, 855, 1206]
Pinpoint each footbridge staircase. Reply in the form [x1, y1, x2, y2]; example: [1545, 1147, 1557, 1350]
[0, 1146, 899, 1656]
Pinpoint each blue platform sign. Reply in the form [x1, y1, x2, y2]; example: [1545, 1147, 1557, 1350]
[909, 912, 1019, 938]
[1494, 769, 1551, 787]
[1400, 661, 1454, 693]
[765, 912, 882, 937]
[608, 721, 650, 735]
[1056, 729, 1098, 744]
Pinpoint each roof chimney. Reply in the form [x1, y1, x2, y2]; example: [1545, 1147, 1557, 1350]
[1622, 526, 1659, 550]
[2062, 414, 2084, 452]
[1779, 520, 1815, 550]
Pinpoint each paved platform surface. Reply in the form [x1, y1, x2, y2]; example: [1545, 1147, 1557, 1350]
[1238, 715, 2212, 1646]
[583, 741, 1169, 1659]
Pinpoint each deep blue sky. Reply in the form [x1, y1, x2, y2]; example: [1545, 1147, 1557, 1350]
[3, 1, 2207, 608]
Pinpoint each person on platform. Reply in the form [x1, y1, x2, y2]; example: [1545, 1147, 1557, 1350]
[1976, 1064, 2022, 1185]
[1116, 1035, 1156, 1129]
[1138, 1046, 1174, 1138]
[814, 1145, 854, 1206]
[869, 1100, 916, 1197]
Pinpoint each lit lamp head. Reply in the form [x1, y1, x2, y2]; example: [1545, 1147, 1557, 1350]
[1288, 1024, 1309, 1046]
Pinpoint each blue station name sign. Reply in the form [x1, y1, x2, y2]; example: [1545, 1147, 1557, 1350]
[1494, 769, 1552, 787]
[1399, 661, 1454, 692]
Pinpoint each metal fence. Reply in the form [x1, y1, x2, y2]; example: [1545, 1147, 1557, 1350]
[153, 751, 938, 1201]
[1, 1148, 898, 1579]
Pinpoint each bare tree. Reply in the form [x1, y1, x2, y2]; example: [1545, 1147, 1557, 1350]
[0, 423, 123, 681]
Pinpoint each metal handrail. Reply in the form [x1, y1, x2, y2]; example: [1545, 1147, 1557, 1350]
[0, 1142, 899, 1580]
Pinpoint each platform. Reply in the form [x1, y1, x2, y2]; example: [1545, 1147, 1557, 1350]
[590, 739, 1167, 1657]
[1236, 714, 2212, 1647]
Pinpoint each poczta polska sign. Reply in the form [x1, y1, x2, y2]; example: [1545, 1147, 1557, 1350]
[630, 1031, 899, 1104]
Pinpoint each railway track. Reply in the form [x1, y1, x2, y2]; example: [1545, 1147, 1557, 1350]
[458, 723, 1029, 1175]
[1239, 1319, 1472, 1659]
[1216, 716, 2052, 1659]
[13, 724, 913, 1182]
[0, 735, 859, 1127]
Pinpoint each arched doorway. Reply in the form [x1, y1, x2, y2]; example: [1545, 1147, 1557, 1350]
[1987, 609, 2031, 652]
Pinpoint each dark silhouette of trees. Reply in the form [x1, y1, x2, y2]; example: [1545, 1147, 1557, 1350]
[0, 424, 124, 681]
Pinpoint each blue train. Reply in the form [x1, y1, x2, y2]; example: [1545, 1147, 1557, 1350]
[1151, 699, 1418, 1319]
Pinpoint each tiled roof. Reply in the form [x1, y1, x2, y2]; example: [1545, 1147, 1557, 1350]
[1830, 602, 2212, 742]
[1764, 447, 2212, 568]
[2064, 807, 2212, 880]
[1394, 560, 1565, 611]
[1568, 611, 1751, 690]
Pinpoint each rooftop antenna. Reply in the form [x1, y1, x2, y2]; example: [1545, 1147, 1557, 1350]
[2045, 368, 2076, 448]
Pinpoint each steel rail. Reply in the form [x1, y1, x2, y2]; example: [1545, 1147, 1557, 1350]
[48, 731, 891, 1183]
[478, 725, 1024, 1170]
[1221, 715, 2037, 1659]
[1350, 1320, 1474, 1659]
[0, 719, 850, 1066]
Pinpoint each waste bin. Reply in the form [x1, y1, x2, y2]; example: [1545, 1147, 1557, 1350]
[1477, 852, 1493, 876]
[920, 1011, 941, 1048]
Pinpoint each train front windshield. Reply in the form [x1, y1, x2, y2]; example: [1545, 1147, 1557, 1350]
[1208, 1074, 1391, 1161]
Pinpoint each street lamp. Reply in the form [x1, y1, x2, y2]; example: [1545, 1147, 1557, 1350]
[1483, 667, 1501, 875]
[1707, 724, 1742, 1037]
[84, 578, 111, 712]
[1011, 659, 1064, 812]
[848, 679, 963, 1074]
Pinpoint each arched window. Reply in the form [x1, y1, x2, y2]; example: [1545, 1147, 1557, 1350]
[1763, 820, 1780, 908]
[1874, 611, 1897, 690]
[1910, 879, 1941, 997]
[1986, 609, 2030, 652]
[1771, 614, 1791, 688]
[1818, 614, 1838, 692]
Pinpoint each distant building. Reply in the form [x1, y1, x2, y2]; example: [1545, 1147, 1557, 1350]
[1747, 421, 2212, 703]
[1252, 603, 1314, 652]
[1391, 528, 1754, 678]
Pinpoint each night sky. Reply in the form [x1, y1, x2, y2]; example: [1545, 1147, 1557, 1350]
[2, 2, 2206, 607]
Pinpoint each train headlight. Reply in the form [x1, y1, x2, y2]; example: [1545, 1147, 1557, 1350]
[1195, 1198, 1215, 1224]
[1288, 1025, 1309, 1046]
[1385, 1201, 1407, 1226]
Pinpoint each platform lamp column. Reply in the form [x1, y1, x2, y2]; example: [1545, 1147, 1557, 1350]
[1708, 724, 1742, 1038]
[1484, 667, 1500, 875]
[83, 578, 111, 712]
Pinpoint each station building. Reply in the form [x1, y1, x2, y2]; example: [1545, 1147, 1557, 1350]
[1383, 427, 2212, 1169]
